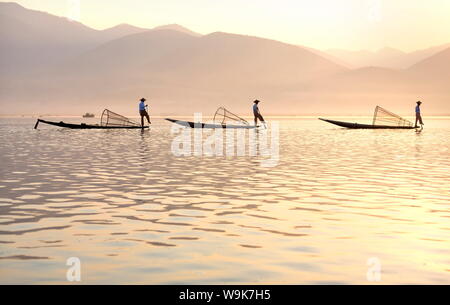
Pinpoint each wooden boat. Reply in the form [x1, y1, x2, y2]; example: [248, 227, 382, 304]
[35, 109, 148, 129]
[34, 119, 148, 129]
[320, 106, 419, 130]
[166, 107, 259, 129]
[165, 118, 256, 129]
[319, 118, 417, 129]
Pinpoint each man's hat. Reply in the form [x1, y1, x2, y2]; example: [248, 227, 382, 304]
[417, 101, 422, 105]
[254, 99, 260, 104]
[140, 98, 146, 102]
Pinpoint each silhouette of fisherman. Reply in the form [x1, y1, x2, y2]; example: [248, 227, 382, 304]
[253, 100, 266, 126]
[139, 98, 151, 127]
[415, 101, 424, 128]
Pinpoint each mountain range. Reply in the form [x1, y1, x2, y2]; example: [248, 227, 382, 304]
[1, 2, 449, 116]
[326, 45, 450, 70]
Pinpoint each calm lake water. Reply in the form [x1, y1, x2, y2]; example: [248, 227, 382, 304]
[0, 117, 449, 284]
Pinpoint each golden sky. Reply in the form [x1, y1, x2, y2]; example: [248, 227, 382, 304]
[3, 0, 450, 51]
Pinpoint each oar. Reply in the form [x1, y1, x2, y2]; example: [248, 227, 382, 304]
[145, 105, 152, 125]
[34, 119, 41, 129]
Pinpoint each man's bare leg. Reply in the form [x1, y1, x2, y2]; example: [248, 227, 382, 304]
[258, 114, 266, 128]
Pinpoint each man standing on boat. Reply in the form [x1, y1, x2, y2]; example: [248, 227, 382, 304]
[139, 98, 151, 127]
[415, 101, 424, 128]
[253, 100, 266, 126]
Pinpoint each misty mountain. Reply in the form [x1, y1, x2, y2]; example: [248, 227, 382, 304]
[100, 24, 201, 41]
[301, 54, 450, 115]
[101, 24, 150, 41]
[402, 44, 450, 69]
[408, 47, 450, 78]
[3, 28, 346, 115]
[1, 3, 449, 116]
[325, 47, 406, 69]
[152, 24, 201, 37]
[0, 2, 103, 72]
[304, 46, 352, 68]
[0, 2, 199, 74]
[326, 44, 450, 69]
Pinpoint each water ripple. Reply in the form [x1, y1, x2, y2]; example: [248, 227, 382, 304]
[0, 117, 449, 284]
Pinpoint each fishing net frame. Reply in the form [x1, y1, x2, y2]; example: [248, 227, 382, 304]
[213, 107, 249, 126]
[100, 109, 141, 127]
[372, 106, 413, 127]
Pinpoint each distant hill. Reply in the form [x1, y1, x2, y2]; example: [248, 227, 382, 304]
[301, 62, 450, 115]
[326, 44, 450, 69]
[4, 29, 346, 115]
[0, 3, 200, 74]
[100, 23, 202, 41]
[0, 2, 101, 72]
[152, 24, 202, 37]
[0, 2, 449, 115]
[101, 24, 150, 41]
[408, 47, 450, 78]
[325, 47, 406, 69]
[304, 46, 352, 68]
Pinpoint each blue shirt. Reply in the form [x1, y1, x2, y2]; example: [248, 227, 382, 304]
[415, 105, 420, 114]
[139, 101, 146, 111]
[253, 104, 259, 115]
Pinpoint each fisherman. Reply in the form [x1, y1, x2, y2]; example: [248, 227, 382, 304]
[253, 99, 266, 126]
[139, 97, 151, 127]
[415, 101, 424, 128]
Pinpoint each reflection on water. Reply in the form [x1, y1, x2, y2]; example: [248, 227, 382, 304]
[0, 117, 449, 284]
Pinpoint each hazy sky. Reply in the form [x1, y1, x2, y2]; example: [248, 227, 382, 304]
[3, 0, 450, 51]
